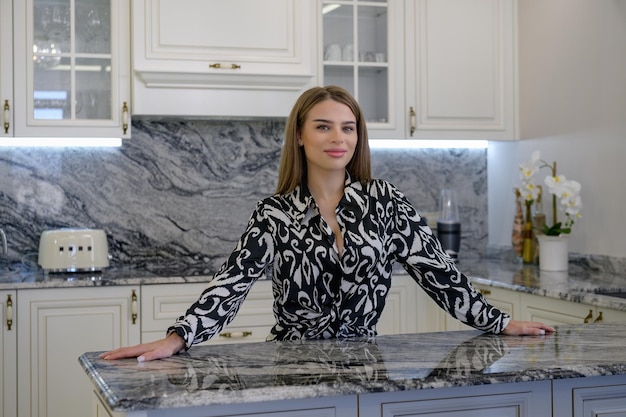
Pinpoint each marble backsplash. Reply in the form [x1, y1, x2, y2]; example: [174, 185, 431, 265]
[0, 119, 487, 274]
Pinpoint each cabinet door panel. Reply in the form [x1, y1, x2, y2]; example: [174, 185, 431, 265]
[0, 291, 16, 417]
[406, 0, 516, 139]
[17, 287, 139, 417]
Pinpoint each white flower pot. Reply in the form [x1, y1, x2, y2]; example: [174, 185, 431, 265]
[537, 234, 569, 271]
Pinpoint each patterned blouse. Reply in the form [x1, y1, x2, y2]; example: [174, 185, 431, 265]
[168, 176, 510, 349]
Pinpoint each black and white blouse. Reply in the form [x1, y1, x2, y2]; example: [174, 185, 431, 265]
[168, 176, 510, 349]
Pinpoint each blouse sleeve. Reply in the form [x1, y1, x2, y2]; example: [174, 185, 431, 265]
[388, 184, 510, 334]
[167, 201, 275, 349]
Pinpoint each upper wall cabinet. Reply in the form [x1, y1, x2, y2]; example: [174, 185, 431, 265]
[1, 0, 131, 139]
[405, 0, 517, 140]
[131, 0, 318, 117]
[321, 0, 406, 139]
[320, 0, 517, 140]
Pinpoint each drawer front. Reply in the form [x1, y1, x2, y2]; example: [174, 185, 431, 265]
[141, 280, 274, 345]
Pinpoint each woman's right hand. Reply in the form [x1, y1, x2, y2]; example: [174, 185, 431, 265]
[99, 332, 185, 362]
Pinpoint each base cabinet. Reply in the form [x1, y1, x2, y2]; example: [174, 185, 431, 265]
[521, 293, 626, 326]
[0, 290, 16, 417]
[359, 380, 551, 417]
[17, 286, 140, 417]
[141, 280, 275, 345]
[553, 375, 626, 417]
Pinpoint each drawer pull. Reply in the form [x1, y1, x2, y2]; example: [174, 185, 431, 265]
[409, 106, 416, 136]
[131, 290, 138, 325]
[583, 309, 593, 323]
[122, 101, 129, 134]
[479, 289, 492, 296]
[594, 311, 603, 323]
[209, 63, 241, 70]
[219, 331, 252, 339]
[3, 99, 9, 134]
[6, 294, 12, 331]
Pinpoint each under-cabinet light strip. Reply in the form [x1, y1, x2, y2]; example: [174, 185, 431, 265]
[368, 139, 488, 149]
[0, 138, 123, 148]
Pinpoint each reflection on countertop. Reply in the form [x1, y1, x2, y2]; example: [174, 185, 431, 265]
[79, 323, 626, 412]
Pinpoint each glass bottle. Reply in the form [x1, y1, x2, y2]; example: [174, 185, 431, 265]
[511, 189, 524, 258]
[533, 186, 546, 264]
[522, 201, 534, 264]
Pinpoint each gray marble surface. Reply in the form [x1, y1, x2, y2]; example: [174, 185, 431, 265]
[2, 257, 626, 312]
[0, 118, 488, 271]
[79, 323, 626, 412]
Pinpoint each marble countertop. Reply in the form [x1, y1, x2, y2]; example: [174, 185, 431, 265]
[2, 257, 625, 311]
[80, 322, 626, 413]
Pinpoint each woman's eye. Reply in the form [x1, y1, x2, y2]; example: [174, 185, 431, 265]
[317, 125, 329, 131]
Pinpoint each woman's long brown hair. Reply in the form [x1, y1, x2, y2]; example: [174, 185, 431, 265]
[275, 86, 372, 195]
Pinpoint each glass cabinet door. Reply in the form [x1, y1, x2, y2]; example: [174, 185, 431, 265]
[322, 0, 398, 137]
[12, 0, 130, 138]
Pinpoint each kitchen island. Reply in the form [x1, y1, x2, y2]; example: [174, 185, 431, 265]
[80, 323, 626, 417]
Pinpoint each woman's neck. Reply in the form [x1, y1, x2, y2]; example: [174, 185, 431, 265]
[307, 170, 345, 203]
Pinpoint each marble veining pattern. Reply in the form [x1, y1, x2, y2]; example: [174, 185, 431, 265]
[79, 323, 626, 412]
[2, 258, 625, 313]
[0, 119, 487, 272]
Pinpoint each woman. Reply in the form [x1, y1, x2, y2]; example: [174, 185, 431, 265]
[101, 86, 553, 362]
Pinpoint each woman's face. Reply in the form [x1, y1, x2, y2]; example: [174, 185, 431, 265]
[298, 99, 358, 176]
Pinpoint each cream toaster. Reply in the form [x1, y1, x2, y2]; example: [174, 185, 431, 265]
[38, 228, 110, 272]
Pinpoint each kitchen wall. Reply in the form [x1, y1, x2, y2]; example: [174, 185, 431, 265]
[488, 1, 626, 269]
[0, 119, 487, 274]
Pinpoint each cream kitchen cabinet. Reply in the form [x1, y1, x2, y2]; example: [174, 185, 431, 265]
[0, 291, 16, 417]
[142, 276, 426, 343]
[404, 0, 517, 140]
[17, 286, 140, 417]
[131, 0, 317, 117]
[1, 0, 131, 140]
[141, 280, 275, 345]
[320, 0, 517, 140]
[320, 0, 406, 139]
[521, 292, 626, 326]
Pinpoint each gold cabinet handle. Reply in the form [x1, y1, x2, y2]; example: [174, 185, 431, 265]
[209, 63, 241, 70]
[122, 101, 129, 135]
[409, 106, 416, 136]
[131, 289, 138, 325]
[583, 309, 593, 323]
[479, 288, 492, 296]
[3, 99, 9, 134]
[6, 294, 13, 331]
[594, 311, 603, 323]
[219, 331, 252, 339]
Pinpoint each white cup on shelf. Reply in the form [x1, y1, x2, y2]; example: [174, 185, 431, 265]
[325, 44, 342, 61]
[342, 44, 354, 61]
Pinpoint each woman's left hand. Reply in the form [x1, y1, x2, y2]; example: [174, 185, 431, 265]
[502, 319, 555, 336]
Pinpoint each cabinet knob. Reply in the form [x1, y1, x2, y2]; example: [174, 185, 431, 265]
[3, 100, 9, 134]
[209, 63, 241, 70]
[479, 288, 492, 296]
[583, 309, 593, 323]
[6, 294, 13, 331]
